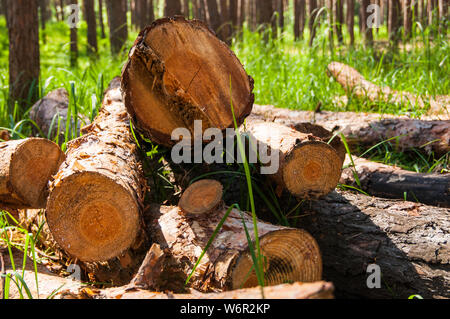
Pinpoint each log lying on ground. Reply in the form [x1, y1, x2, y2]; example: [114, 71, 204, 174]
[341, 155, 450, 207]
[144, 180, 322, 292]
[29, 88, 88, 141]
[297, 190, 450, 299]
[243, 120, 343, 199]
[327, 61, 450, 118]
[293, 121, 450, 207]
[121, 16, 254, 147]
[81, 281, 334, 299]
[0, 138, 65, 209]
[251, 104, 450, 156]
[46, 78, 147, 264]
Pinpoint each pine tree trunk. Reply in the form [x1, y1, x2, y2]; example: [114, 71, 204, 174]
[165, 0, 182, 16]
[388, 0, 401, 45]
[346, 0, 354, 45]
[327, 0, 334, 53]
[46, 78, 147, 264]
[182, 0, 190, 16]
[309, 0, 318, 46]
[230, 0, 238, 32]
[403, 0, 412, 39]
[136, 0, 148, 30]
[0, 138, 65, 209]
[219, 0, 232, 44]
[438, 0, 446, 36]
[239, 0, 246, 27]
[121, 17, 254, 147]
[69, 0, 78, 67]
[7, 0, 40, 110]
[205, 0, 221, 34]
[106, 0, 128, 55]
[59, 0, 65, 20]
[361, 0, 373, 45]
[258, 0, 273, 29]
[148, 0, 155, 22]
[294, 0, 306, 39]
[83, 0, 98, 53]
[98, 0, 106, 38]
[39, 0, 49, 44]
[334, 0, 343, 43]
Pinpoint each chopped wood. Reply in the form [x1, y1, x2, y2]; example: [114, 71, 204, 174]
[297, 190, 450, 299]
[46, 78, 147, 263]
[251, 104, 450, 156]
[178, 179, 224, 215]
[146, 200, 322, 292]
[121, 16, 254, 147]
[0, 138, 65, 209]
[243, 119, 342, 199]
[327, 61, 450, 118]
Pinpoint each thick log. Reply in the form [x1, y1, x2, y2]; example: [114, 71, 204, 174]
[327, 62, 450, 118]
[45, 78, 147, 263]
[121, 16, 254, 147]
[0, 138, 65, 209]
[145, 180, 323, 292]
[243, 120, 343, 199]
[297, 190, 450, 299]
[250, 104, 450, 156]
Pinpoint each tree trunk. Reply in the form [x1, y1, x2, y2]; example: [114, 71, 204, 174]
[106, 0, 127, 55]
[438, 0, 446, 36]
[327, 0, 334, 53]
[205, 0, 221, 34]
[219, 0, 232, 44]
[121, 17, 254, 147]
[230, 0, 239, 32]
[243, 120, 342, 199]
[239, 0, 246, 27]
[294, 0, 306, 39]
[69, 0, 78, 67]
[334, 0, 343, 43]
[136, 0, 148, 30]
[39, 0, 49, 43]
[0, 138, 65, 209]
[45, 78, 147, 263]
[309, 0, 318, 46]
[327, 62, 450, 118]
[83, 0, 98, 53]
[258, 0, 273, 29]
[347, 0, 354, 45]
[7, 0, 40, 110]
[297, 190, 450, 299]
[148, 0, 155, 22]
[361, 0, 373, 45]
[250, 104, 450, 156]
[98, 0, 106, 38]
[403, 0, 412, 39]
[165, 0, 182, 16]
[388, 0, 401, 44]
[145, 183, 322, 292]
[59, 0, 65, 20]
[182, 0, 190, 16]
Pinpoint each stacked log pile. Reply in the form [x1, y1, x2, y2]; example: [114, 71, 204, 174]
[1, 17, 449, 299]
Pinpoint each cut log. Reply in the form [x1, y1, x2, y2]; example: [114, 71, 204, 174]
[46, 77, 147, 263]
[86, 281, 334, 299]
[179, 179, 224, 215]
[341, 155, 450, 207]
[327, 61, 450, 118]
[243, 120, 343, 199]
[121, 16, 254, 147]
[0, 138, 65, 209]
[297, 190, 450, 299]
[251, 104, 450, 156]
[29, 88, 88, 141]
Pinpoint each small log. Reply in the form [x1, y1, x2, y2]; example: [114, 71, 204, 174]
[243, 120, 343, 199]
[327, 61, 450, 118]
[0, 130, 10, 141]
[251, 104, 450, 156]
[145, 180, 323, 292]
[297, 190, 450, 299]
[0, 138, 65, 209]
[121, 16, 254, 147]
[46, 78, 147, 263]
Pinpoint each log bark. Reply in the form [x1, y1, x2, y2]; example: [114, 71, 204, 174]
[297, 190, 450, 299]
[327, 62, 450, 118]
[243, 119, 343, 199]
[146, 202, 322, 292]
[106, 0, 128, 55]
[250, 104, 450, 156]
[45, 78, 147, 263]
[0, 138, 65, 209]
[121, 17, 254, 147]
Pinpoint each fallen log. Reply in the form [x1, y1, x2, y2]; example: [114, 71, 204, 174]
[341, 155, 450, 207]
[297, 190, 450, 299]
[292, 121, 450, 207]
[243, 119, 343, 199]
[45, 78, 147, 264]
[145, 180, 323, 292]
[327, 61, 450, 118]
[251, 104, 450, 156]
[121, 16, 254, 147]
[0, 138, 65, 209]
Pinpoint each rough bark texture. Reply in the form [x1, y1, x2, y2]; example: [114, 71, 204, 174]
[7, 0, 40, 108]
[146, 203, 322, 292]
[327, 62, 450, 118]
[46, 78, 147, 263]
[106, 0, 128, 55]
[243, 119, 343, 199]
[0, 138, 65, 209]
[83, 0, 98, 53]
[297, 190, 450, 299]
[121, 17, 254, 147]
[250, 104, 450, 156]
[340, 155, 450, 207]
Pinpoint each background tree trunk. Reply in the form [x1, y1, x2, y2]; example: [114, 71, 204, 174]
[327, 0, 334, 53]
[136, 0, 148, 30]
[347, 0, 354, 45]
[219, 0, 232, 44]
[7, 0, 41, 110]
[83, 0, 98, 53]
[230, 0, 238, 33]
[39, 0, 50, 44]
[309, 0, 318, 46]
[205, 0, 221, 34]
[334, 0, 343, 43]
[106, 0, 128, 55]
[98, 0, 106, 38]
[69, 0, 78, 67]
[294, 0, 305, 39]
[388, 0, 401, 45]
[165, 0, 182, 16]
[403, 0, 412, 39]
[148, 0, 155, 22]
[360, 0, 373, 45]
